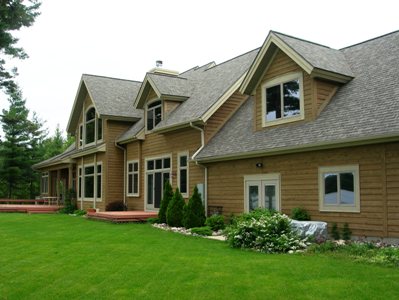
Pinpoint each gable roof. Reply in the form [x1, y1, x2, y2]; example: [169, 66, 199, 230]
[197, 30, 399, 162]
[67, 74, 143, 134]
[116, 118, 145, 143]
[241, 31, 354, 95]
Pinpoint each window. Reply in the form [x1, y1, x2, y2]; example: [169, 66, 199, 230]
[97, 164, 102, 199]
[178, 153, 188, 196]
[84, 165, 95, 198]
[85, 107, 96, 144]
[78, 167, 82, 199]
[41, 172, 49, 194]
[97, 118, 103, 141]
[319, 165, 360, 212]
[145, 156, 171, 210]
[147, 100, 162, 131]
[262, 72, 304, 126]
[127, 160, 139, 196]
[244, 174, 280, 212]
[79, 125, 83, 148]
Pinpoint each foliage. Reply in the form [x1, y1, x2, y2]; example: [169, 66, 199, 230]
[1, 214, 399, 299]
[146, 217, 159, 224]
[290, 207, 311, 221]
[158, 180, 173, 223]
[331, 223, 340, 240]
[105, 200, 127, 211]
[0, 0, 41, 94]
[190, 226, 213, 236]
[307, 241, 399, 268]
[59, 188, 76, 214]
[72, 209, 86, 216]
[205, 214, 225, 231]
[166, 187, 185, 227]
[0, 86, 46, 198]
[225, 209, 307, 253]
[40, 125, 74, 160]
[342, 223, 352, 241]
[182, 186, 206, 229]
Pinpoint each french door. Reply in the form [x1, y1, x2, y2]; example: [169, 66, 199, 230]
[245, 176, 280, 211]
[146, 157, 171, 210]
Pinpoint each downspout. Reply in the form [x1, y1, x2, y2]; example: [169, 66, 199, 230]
[189, 122, 208, 214]
[115, 141, 126, 206]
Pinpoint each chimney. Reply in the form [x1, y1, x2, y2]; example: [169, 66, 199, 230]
[156, 60, 163, 68]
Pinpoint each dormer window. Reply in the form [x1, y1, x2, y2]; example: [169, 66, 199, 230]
[262, 72, 304, 127]
[147, 100, 162, 131]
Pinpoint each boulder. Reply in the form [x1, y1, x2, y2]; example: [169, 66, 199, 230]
[291, 220, 328, 241]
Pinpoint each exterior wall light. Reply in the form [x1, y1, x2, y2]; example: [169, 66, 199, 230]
[256, 162, 263, 168]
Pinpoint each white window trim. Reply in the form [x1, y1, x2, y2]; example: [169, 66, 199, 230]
[243, 173, 281, 212]
[41, 172, 49, 194]
[261, 72, 304, 127]
[127, 160, 140, 197]
[144, 154, 172, 211]
[146, 99, 162, 132]
[97, 118, 103, 143]
[318, 165, 360, 213]
[84, 106, 96, 147]
[78, 124, 83, 149]
[177, 152, 189, 197]
[96, 162, 102, 202]
[83, 163, 95, 201]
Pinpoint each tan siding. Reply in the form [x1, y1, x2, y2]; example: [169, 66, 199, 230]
[125, 127, 205, 210]
[147, 88, 158, 102]
[164, 100, 181, 117]
[315, 79, 339, 116]
[254, 49, 313, 130]
[204, 91, 248, 143]
[206, 143, 399, 238]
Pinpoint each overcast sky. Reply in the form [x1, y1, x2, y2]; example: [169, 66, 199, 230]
[1, 0, 398, 137]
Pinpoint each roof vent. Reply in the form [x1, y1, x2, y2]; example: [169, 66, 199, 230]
[156, 60, 163, 68]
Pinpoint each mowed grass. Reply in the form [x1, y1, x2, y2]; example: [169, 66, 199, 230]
[0, 214, 398, 300]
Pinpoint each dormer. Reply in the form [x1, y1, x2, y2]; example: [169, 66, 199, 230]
[240, 31, 354, 131]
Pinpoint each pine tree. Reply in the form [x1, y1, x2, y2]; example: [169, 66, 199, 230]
[183, 186, 205, 229]
[158, 180, 173, 223]
[166, 188, 185, 227]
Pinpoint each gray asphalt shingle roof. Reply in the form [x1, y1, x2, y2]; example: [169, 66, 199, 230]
[83, 74, 143, 119]
[117, 118, 144, 143]
[196, 30, 399, 161]
[33, 143, 76, 169]
[147, 73, 192, 98]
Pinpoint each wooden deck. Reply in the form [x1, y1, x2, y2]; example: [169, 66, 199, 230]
[0, 204, 63, 214]
[86, 211, 158, 223]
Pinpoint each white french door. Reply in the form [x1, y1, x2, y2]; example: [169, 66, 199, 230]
[245, 175, 280, 212]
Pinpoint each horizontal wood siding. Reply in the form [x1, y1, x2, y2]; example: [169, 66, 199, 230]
[315, 79, 339, 116]
[255, 49, 313, 131]
[206, 142, 399, 238]
[105, 120, 132, 210]
[125, 127, 205, 210]
[164, 100, 181, 117]
[204, 91, 248, 143]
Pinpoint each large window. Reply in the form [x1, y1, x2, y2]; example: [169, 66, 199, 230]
[81, 162, 102, 200]
[41, 172, 49, 194]
[146, 156, 171, 210]
[147, 100, 162, 131]
[78, 167, 82, 199]
[97, 164, 102, 199]
[319, 165, 360, 212]
[178, 153, 188, 196]
[262, 72, 304, 126]
[127, 160, 139, 196]
[84, 165, 95, 198]
[85, 108, 96, 144]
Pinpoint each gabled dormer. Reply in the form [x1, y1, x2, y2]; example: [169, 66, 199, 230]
[240, 31, 354, 131]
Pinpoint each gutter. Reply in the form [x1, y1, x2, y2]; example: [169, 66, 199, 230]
[115, 141, 127, 206]
[189, 122, 208, 215]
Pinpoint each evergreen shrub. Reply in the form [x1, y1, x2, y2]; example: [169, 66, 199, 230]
[290, 207, 311, 221]
[158, 181, 173, 223]
[205, 214, 225, 231]
[166, 188, 185, 227]
[182, 186, 205, 229]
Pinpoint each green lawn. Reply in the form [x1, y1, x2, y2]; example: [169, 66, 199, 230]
[0, 214, 398, 300]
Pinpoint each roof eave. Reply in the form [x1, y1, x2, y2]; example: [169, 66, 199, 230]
[152, 118, 203, 134]
[196, 133, 399, 163]
[134, 75, 162, 109]
[311, 68, 354, 84]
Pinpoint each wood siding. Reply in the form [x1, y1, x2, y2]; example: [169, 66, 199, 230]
[164, 100, 181, 117]
[315, 79, 339, 116]
[206, 142, 399, 238]
[125, 127, 205, 210]
[204, 91, 248, 143]
[255, 49, 313, 131]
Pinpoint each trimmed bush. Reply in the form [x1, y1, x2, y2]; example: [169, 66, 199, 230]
[106, 200, 127, 211]
[158, 180, 173, 223]
[291, 207, 311, 221]
[166, 188, 185, 227]
[225, 209, 307, 253]
[205, 214, 225, 231]
[190, 226, 213, 236]
[182, 186, 206, 229]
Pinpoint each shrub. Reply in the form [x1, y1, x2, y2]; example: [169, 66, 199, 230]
[158, 181, 173, 223]
[342, 223, 352, 241]
[331, 223, 340, 240]
[73, 209, 86, 216]
[205, 214, 225, 231]
[290, 207, 311, 221]
[59, 188, 77, 214]
[166, 188, 185, 227]
[225, 209, 307, 253]
[182, 186, 206, 229]
[190, 226, 213, 236]
[106, 201, 127, 211]
[147, 217, 159, 224]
